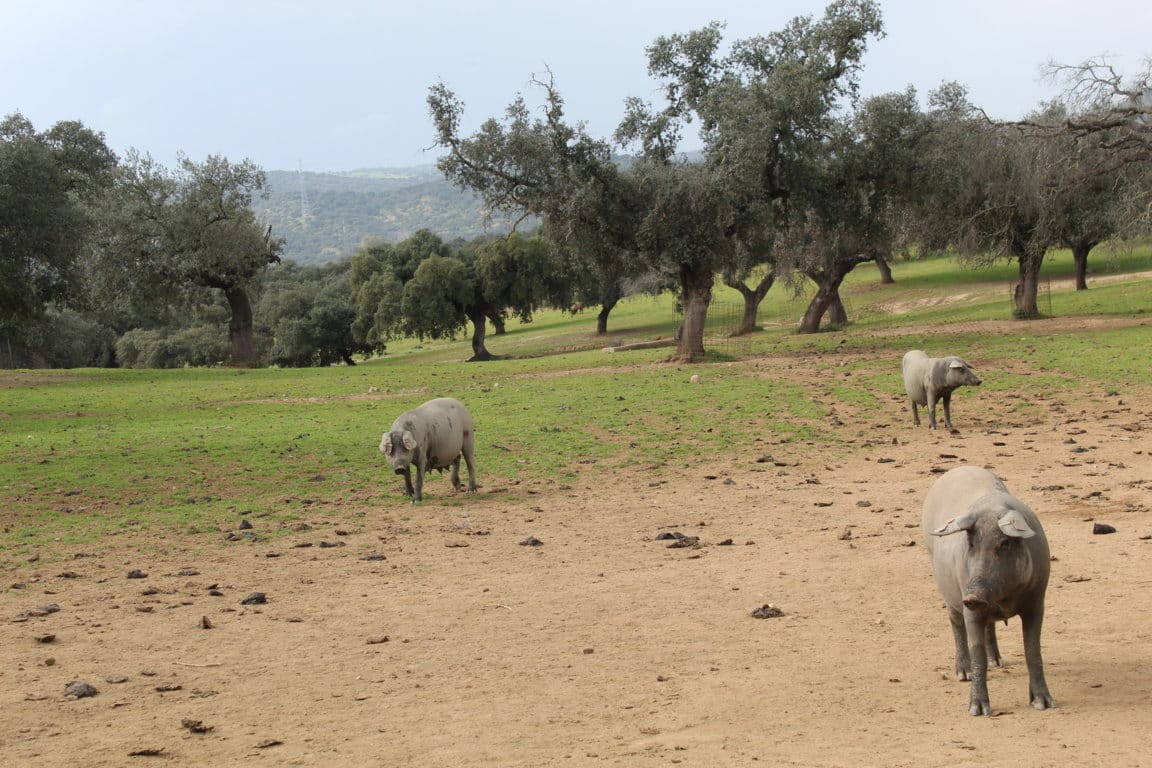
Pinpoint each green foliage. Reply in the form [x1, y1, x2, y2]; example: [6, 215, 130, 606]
[401, 255, 473, 340]
[257, 260, 371, 366]
[5, 308, 116, 368]
[0, 113, 117, 331]
[115, 325, 230, 368]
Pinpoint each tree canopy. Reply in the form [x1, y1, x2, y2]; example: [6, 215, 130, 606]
[89, 152, 283, 364]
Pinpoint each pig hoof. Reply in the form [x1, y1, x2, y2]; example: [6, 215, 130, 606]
[969, 702, 992, 717]
[1031, 694, 1055, 711]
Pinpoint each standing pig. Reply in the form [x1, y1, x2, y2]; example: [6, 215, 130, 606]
[922, 465, 1054, 716]
[380, 397, 478, 503]
[901, 350, 981, 430]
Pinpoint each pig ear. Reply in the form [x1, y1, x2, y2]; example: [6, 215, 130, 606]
[402, 431, 418, 451]
[949, 360, 966, 369]
[997, 510, 1036, 539]
[381, 436, 394, 456]
[931, 514, 975, 536]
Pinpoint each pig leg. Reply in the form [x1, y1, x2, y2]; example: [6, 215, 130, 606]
[910, 400, 921, 427]
[1020, 605, 1055, 710]
[412, 461, 426, 503]
[449, 455, 462, 490]
[941, 392, 954, 431]
[964, 611, 993, 716]
[461, 435, 478, 492]
[926, 394, 940, 430]
[400, 466, 415, 499]
[985, 623, 1002, 668]
[948, 606, 971, 681]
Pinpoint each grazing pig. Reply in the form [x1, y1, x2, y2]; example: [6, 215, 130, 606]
[901, 350, 981, 430]
[380, 397, 477, 503]
[922, 466, 1054, 716]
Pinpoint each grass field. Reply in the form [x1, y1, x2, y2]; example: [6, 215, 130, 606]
[2, 245, 1150, 563]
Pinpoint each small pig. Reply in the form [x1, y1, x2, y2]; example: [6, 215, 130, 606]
[901, 350, 981, 430]
[922, 465, 1054, 716]
[380, 397, 477, 503]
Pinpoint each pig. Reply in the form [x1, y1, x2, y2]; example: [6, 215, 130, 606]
[922, 465, 1054, 716]
[380, 397, 477, 503]
[901, 350, 981, 430]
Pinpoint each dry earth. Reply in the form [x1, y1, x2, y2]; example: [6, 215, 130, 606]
[3, 344, 1151, 767]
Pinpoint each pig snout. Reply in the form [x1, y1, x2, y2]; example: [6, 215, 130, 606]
[962, 593, 988, 610]
[962, 579, 991, 610]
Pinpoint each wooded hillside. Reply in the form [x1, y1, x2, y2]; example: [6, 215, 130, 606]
[255, 167, 515, 264]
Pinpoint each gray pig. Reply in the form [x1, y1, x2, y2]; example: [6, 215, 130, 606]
[380, 397, 477, 503]
[922, 465, 1054, 716]
[901, 350, 981, 430]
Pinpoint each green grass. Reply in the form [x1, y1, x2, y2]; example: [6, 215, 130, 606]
[2, 243, 1150, 564]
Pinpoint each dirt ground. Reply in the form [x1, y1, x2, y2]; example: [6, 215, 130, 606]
[3, 342, 1151, 767]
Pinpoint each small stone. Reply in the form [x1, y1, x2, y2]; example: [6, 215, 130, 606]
[177, 568, 200, 576]
[35, 634, 55, 644]
[127, 569, 148, 579]
[240, 592, 267, 605]
[519, 536, 543, 547]
[238, 519, 253, 530]
[360, 554, 387, 561]
[200, 616, 214, 629]
[182, 718, 214, 734]
[751, 604, 784, 619]
[65, 681, 98, 698]
[1092, 523, 1117, 535]
[105, 675, 129, 684]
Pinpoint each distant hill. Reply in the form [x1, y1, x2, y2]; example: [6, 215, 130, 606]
[255, 166, 515, 265]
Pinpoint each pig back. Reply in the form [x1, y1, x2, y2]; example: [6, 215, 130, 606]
[412, 397, 473, 466]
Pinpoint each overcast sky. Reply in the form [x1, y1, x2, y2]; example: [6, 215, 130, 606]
[5, 0, 1149, 173]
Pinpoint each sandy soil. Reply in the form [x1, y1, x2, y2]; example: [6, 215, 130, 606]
[3, 348, 1151, 767]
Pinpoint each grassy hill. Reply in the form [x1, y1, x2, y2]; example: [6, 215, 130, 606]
[255, 166, 518, 265]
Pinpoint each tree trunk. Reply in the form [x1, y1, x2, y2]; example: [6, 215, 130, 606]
[224, 286, 256, 366]
[722, 268, 776, 336]
[797, 252, 873, 334]
[798, 282, 837, 333]
[1013, 247, 1045, 319]
[673, 265, 713, 362]
[1069, 240, 1095, 291]
[595, 297, 617, 336]
[875, 254, 895, 284]
[466, 309, 493, 361]
[828, 291, 848, 325]
[489, 312, 507, 335]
